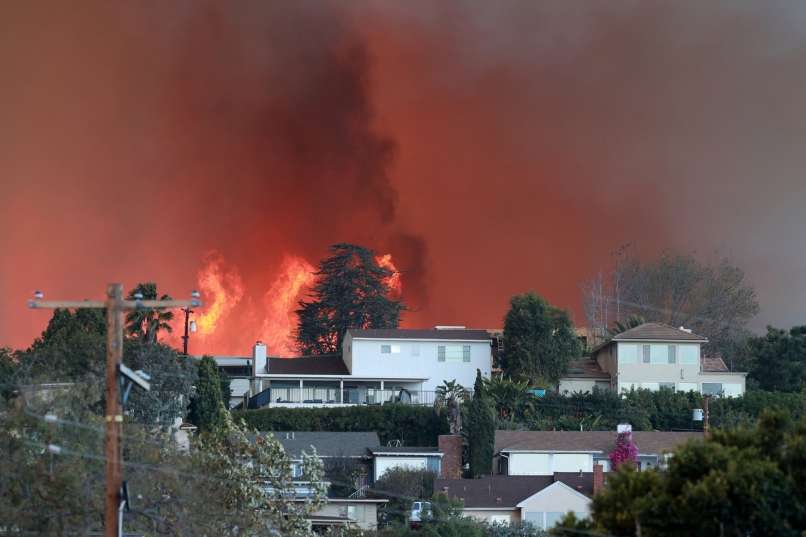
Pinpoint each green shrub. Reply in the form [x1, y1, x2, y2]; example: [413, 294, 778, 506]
[234, 403, 449, 445]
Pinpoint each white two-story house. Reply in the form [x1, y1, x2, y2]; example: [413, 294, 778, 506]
[559, 323, 746, 397]
[219, 327, 492, 409]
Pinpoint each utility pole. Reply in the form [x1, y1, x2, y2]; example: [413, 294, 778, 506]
[29, 284, 200, 537]
[703, 394, 711, 437]
[180, 306, 195, 355]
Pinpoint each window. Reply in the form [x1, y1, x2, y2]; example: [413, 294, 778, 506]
[545, 512, 565, 529]
[702, 383, 723, 396]
[679, 345, 699, 365]
[668, 345, 677, 364]
[381, 344, 400, 354]
[642, 345, 651, 363]
[438, 345, 471, 362]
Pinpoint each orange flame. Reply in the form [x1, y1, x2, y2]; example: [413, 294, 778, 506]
[376, 253, 403, 297]
[260, 255, 315, 356]
[195, 251, 244, 336]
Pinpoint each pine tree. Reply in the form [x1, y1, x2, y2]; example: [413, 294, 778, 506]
[296, 243, 403, 354]
[466, 369, 495, 477]
[187, 356, 226, 432]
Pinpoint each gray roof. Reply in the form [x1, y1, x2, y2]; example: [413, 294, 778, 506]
[347, 328, 491, 341]
[563, 359, 610, 379]
[611, 323, 707, 342]
[495, 430, 702, 456]
[435, 474, 595, 508]
[270, 431, 380, 458]
[268, 355, 348, 375]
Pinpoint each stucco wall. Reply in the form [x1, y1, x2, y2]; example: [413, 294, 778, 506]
[508, 453, 594, 476]
[518, 483, 591, 529]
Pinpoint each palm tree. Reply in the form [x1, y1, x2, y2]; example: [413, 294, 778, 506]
[608, 315, 646, 337]
[483, 376, 530, 420]
[126, 282, 174, 344]
[434, 379, 468, 409]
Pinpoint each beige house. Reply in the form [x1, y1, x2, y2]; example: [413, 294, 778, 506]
[434, 472, 600, 530]
[301, 498, 388, 531]
[559, 323, 747, 397]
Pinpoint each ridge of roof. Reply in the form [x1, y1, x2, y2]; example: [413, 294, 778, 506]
[347, 328, 491, 341]
[611, 322, 708, 342]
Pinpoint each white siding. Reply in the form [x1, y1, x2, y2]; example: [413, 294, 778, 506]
[508, 453, 594, 476]
[349, 338, 492, 391]
[518, 482, 591, 530]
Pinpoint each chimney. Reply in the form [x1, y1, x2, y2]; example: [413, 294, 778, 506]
[593, 464, 604, 495]
[438, 435, 463, 479]
[253, 341, 267, 376]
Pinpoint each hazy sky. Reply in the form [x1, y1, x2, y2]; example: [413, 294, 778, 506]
[2, 1, 805, 352]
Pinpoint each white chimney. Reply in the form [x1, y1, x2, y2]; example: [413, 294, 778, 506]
[253, 341, 267, 376]
[617, 423, 632, 434]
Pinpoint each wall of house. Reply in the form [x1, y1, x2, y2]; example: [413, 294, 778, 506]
[346, 338, 492, 391]
[508, 453, 594, 476]
[519, 483, 591, 530]
[310, 502, 380, 530]
[558, 379, 610, 394]
[697, 373, 746, 397]
[615, 342, 702, 391]
[462, 509, 518, 524]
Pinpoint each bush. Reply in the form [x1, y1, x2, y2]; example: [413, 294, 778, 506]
[234, 403, 449, 445]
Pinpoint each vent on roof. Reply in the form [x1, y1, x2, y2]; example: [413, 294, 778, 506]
[435, 325, 466, 330]
[679, 326, 693, 334]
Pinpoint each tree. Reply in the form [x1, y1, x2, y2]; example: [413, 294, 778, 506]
[557, 411, 806, 536]
[371, 468, 436, 524]
[501, 292, 581, 383]
[483, 375, 531, 421]
[583, 250, 759, 357]
[465, 370, 495, 477]
[434, 379, 468, 434]
[126, 282, 175, 344]
[0, 391, 326, 536]
[609, 431, 638, 470]
[746, 325, 806, 392]
[296, 243, 403, 354]
[0, 348, 18, 401]
[187, 355, 227, 432]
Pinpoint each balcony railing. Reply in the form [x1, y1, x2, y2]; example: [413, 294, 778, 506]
[248, 387, 441, 409]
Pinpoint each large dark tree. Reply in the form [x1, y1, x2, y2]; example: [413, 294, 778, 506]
[584, 250, 759, 357]
[746, 326, 806, 392]
[296, 243, 403, 354]
[502, 292, 581, 383]
[187, 356, 226, 432]
[465, 369, 495, 477]
[125, 282, 175, 344]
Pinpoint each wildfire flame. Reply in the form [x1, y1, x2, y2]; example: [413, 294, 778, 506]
[260, 256, 316, 357]
[376, 253, 403, 297]
[195, 251, 244, 336]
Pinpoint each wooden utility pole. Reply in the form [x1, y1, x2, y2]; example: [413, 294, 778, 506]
[29, 285, 200, 537]
[703, 394, 711, 437]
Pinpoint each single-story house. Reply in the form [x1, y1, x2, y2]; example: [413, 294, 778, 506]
[495, 429, 702, 474]
[435, 470, 602, 529]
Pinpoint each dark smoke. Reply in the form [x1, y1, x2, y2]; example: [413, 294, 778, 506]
[2, 1, 806, 353]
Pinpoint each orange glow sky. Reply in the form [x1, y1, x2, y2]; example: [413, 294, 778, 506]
[2, 2, 806, 354]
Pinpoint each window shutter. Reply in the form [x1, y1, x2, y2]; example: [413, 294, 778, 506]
[438, 346, 446, 362]
[463, 345, 471, 362]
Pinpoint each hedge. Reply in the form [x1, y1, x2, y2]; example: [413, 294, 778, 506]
[498, 388, 806, 432]
[234, 404, 449, 446]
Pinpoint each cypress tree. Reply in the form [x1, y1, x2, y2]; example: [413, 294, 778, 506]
[466, 369, 495, 477]
[188, 356, 226, 432]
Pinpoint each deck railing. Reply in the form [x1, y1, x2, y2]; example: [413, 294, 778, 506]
[248, 387, 443, 409]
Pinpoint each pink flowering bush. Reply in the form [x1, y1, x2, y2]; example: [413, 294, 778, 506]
[609, 431, 638, 469]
